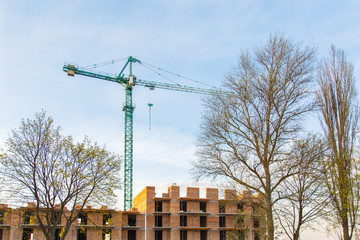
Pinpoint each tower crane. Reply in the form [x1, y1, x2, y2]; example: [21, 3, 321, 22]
[63, 56, 234, 210]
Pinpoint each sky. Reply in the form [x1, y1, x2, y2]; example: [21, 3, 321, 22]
[1, 0, 360, 238]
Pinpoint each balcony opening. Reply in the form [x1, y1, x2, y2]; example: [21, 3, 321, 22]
[180, 216, 187, 227]
[155, 230, 163, 240]
[200, 202, 207, 212]
[155, 201, 163, 212]
[155, 215, 163, 227]
[128, 230, 136, 240]
[22, 228, 33, 240]
[102, 229, 111, 240]
[180, 201, 187, 212]
[180, 230, 187, 240]
[201, 230, 207, 240]
[77, 229, 87, 240]
[200, 216, 207, 227]
[128, 215, 136, 226]
[77, 213, 87, 225]
[103, 213, 112, 225]
[219, 216, 226, 228]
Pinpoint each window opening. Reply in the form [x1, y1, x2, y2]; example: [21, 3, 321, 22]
[253, 204, 259, 214]
[24, 211, 34, 224]
[254, 232, 260, 240]
[254, 218, 260, 229]
[200, 202, 207, 212]
[219, 202, 225, 213]
[77, 229, 87, 240]
[238, 230, 245, 240]
[200, 216, 207, 227]
[220, 230, 226, 240]
[77, 213, 87, 225]
[237, 216, 244, 227]
[180, 230, 187, 240]
[155, 230, 163, 240]
[128, 215, 136, 226]
[155, 201, 163, 212]
[22, 228, 33, 240]
[102, 229, 111, 240]
[180, 201, 187, 212]
[155, 215, 162, 227]
[128, 230, 136, 240]
[0, 211, 4, 224]
[180, 216, 187, 227]
[103, 213, 112, 225]
[51, 211, 61, 225]
[55, 229, 61, 240]
[237, 203, 244, 212]
[201, 230, 207, 240]
[219, 216, 226, 228]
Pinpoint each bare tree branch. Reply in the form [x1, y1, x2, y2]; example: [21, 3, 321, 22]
[316, 45, 360, 240]
[0, 111, 122, 240]
[192, 34, 316, 240]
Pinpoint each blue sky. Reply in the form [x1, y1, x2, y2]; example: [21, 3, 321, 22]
[1, 1, 359, 234]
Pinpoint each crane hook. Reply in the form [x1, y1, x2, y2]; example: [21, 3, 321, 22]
[148, 103, 153, 131]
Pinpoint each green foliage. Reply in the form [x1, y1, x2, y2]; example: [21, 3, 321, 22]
[316, 45, 360, 240]
[0, 110, 121, 240]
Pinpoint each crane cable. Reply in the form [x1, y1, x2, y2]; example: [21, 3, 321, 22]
[140, 61, 219, 89]
[138, 62, 182, 86]
[80, 58, 128, 70]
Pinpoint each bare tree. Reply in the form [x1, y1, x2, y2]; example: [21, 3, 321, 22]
[192, 34, 316, 240]
[316, 45, 360, 240]
[275, 135, 329, 240]
[0, 111, 121, 240]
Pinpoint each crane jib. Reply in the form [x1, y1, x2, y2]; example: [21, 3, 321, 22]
[63, 57, 234, 211]
[63, 63, 234, 95]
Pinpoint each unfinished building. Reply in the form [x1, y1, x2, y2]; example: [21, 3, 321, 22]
[0, 185, 264, 240]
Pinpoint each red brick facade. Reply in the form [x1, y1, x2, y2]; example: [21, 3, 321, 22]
[0, 186, 264, 240]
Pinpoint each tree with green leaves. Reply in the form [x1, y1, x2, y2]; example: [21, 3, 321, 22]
[0, 111, 121, 240]
[316, 45, 360, 240]
[275, 135, 329, 240]
[192, 34, 316, 240]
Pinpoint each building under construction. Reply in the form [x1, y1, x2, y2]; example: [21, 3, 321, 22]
[0, 185, 264, 240]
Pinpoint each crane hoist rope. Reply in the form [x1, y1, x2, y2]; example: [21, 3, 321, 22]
[63, 56, 235, 210]
[148, 103, 153, 131]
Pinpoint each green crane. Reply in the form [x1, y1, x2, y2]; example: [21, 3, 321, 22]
[63, 56, 233, 210]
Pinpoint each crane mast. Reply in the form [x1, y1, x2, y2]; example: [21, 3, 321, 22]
[63, 56, 234, 210]
[123, 66, 135, 211]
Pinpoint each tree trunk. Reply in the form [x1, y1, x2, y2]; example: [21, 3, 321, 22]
[342, 218, 350, 240]
[265, 195, 275, 240]
[340, 157, 351, 240]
